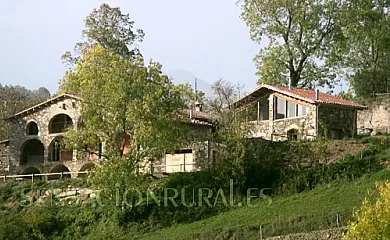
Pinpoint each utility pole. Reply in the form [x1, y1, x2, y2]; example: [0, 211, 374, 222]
[194, 78, 198, 102]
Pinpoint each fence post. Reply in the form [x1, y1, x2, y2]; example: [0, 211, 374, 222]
[32, 174, 34, 183]
[3, 175, 6, 182]
[61, 172, 63, 179]
[336, 214, 340, 228]
[259, 225, 263, 240]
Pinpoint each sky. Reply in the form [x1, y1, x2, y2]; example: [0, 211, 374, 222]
[0, 0, 260, 96]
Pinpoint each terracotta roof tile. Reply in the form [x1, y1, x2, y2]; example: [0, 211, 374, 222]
[237, 84, 366, 109]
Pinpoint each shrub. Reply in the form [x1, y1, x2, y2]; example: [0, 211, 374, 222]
[343, 181, 390, 239]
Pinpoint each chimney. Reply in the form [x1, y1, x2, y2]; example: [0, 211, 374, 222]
[195, 101, 203, 112]
[315, 89, 320, 101]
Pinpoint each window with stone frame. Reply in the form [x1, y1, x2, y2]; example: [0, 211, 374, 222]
[26, 121, 38, 135]
[287, 101, 297, 118]
[297, 105, 307, 116]
[276, 97, 286, 119]
[247, 102, 258, 121]
[259, 99, 269, 120]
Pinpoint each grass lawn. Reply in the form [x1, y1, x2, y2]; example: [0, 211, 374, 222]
[136, 170, 390, 240]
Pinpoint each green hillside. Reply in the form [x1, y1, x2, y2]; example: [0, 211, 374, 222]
[138, 170, 390, 240]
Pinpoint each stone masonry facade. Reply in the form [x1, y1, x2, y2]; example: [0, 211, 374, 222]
[357, 96, 390, 134]
[243, 93, 358, 141]
[4, 95, 98, 177]
[0, 94, 216, 177]
[0, 141, 9, 175]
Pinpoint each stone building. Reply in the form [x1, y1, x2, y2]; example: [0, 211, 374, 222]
[234, 85, 366, 141]
[357, 95, 390, 135]
[0, 94, 215, 177]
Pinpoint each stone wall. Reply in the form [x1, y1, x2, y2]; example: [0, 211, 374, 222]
[6, 96, 98, 175]
[0, 141, 9, 174]
[357, 97, 390, 134]
[318, 105, 357, 138]
[247, 94, 317, 141]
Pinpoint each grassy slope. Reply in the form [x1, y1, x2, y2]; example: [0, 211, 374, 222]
[136, 170, 390, 240]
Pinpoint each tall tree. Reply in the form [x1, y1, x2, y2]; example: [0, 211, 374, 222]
[61, 3, 144, 70]
[338, 0, 390, 99]
[62, 45, 191, 202]
[240, 0, 343, 88]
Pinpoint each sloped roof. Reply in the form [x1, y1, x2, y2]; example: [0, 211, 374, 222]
[8, 93, 81, 119]
[178, 109, 216, 125]
[235, 84, 366, 109]
[8, 93, 216, 125]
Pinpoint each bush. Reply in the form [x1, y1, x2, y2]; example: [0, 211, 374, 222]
[276, 148, 384, 195]
[343, 181, 390, 239]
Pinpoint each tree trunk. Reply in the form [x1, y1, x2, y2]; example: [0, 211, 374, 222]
[289, 70, 300, 88]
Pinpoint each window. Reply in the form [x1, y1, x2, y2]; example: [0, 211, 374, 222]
[298, 105, 307, 116]
[287, 129, 298, 141]
[247, 103, 258, 121]
[26, 122, 38, 135]
[287, 102, 297, 118]
[49, 114, 73, 133]
[276, 97, 286, 119]
[259, 100, 269, 120]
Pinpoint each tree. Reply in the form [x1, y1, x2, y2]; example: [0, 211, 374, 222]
[240, 0, 343, 88]
[206, 79, 250, 190]
[61, 3, 144, 69]
[344, 181, 390, 239]
[337, 0, 390, 99]
[61, 45, 191, 206]
[208, 78, 241, 111]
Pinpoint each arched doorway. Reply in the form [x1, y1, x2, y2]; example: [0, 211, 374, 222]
[49, 137, 73, 162]
[49, 114, 73, 133]
[20, 139, 44, 164]
[287, 129, 298, 141]
[78, 163, 96, 178]
[48, 164, 71, 180]
[26, 121, 38, 135]
[21, 166, 41, 180]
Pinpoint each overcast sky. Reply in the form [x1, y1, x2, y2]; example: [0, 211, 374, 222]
[0, 0, 261, 96]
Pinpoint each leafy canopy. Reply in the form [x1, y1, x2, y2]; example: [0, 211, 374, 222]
[241, 0, 343, 88]
[337, 0, 390, 99]
[61, 3, 144, 66]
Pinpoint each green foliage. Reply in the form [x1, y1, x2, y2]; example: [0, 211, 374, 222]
[343, 181, 390, 240]
[140, 170, 390, 240]
[277, 143, 384, 195]
[240, 0, 342, 88]
[83, 3, 144, 58]
[337, 1, 390, 99]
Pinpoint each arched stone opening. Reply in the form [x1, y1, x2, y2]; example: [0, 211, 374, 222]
[49, 137, 73, 162]
[49, 114, 73, 134]
[20, 139, 44, 164]
[78, 163, 96, 178]
[21, 166, 41, 174]
[48, 164, 71, 180]
[21, 166, 42, 180]
[287, 129, 298, 141]
[26, 121, 38, 135]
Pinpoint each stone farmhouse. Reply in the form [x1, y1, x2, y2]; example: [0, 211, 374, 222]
[0, 94, 215, 177]
[234, 85, 366, 141]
